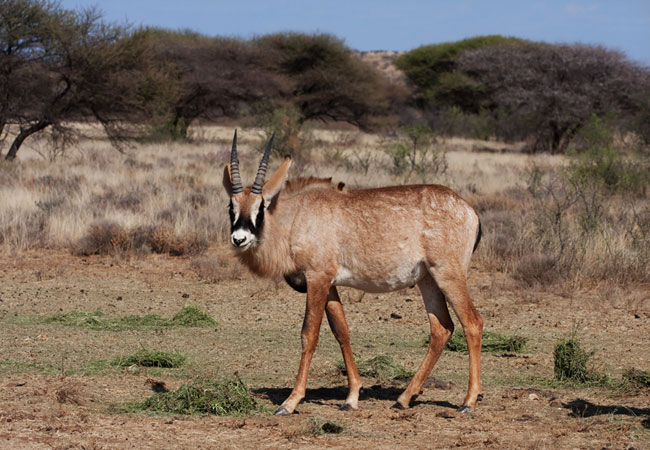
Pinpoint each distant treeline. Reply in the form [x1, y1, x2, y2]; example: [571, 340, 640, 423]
[2, 0, 649, 159]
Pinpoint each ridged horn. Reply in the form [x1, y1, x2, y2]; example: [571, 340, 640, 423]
[229, 129, 243, 194]
[251, 133, 275, 195]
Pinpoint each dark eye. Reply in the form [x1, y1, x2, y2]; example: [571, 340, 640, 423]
[255, 202, 265, 229]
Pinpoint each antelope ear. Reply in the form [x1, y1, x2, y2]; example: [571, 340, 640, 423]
[222, 164, 234, 197]
[262, 157, 291, 207]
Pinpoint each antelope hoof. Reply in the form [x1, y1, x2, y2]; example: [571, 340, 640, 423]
[274, 407, 292, 416]
[391, 402, 408, 410]
[457, 405, 473, 414]
[339, 403, 358, 412]
[477, 394, 484, 402]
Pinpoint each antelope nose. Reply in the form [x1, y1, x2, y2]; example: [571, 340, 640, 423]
[232, 236, 246, 247]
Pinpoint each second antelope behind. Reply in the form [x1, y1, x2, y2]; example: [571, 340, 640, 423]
[222, 130, 483, 415]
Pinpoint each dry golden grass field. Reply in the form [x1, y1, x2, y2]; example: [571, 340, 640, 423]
[0, 125, 648, 449]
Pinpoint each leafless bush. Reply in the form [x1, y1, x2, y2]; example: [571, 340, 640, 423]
[150, 225, 208, 256]
[523, 139, 650, 286]
[457, 43, 650, 153]
[74, 221, 131, 256]
[513, 253, 562, 287]
[75, 221, 209, 257]
[383, 124, 447, 184]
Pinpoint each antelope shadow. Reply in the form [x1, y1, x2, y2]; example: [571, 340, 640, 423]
[564, 398, 650, 428]
[254, 385, 459, 410]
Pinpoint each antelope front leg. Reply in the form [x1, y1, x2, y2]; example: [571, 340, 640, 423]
[274, 275, 331, 416]
[326, 287, 362, 411]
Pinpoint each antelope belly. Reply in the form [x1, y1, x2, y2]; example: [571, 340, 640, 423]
[333, 261, 427, 293]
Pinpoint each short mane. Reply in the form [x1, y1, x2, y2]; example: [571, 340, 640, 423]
[283, 177, 342, 196]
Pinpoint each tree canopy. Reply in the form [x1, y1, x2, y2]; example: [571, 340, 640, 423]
[1, 4, 648, 160]
[397, 36, 650, 152]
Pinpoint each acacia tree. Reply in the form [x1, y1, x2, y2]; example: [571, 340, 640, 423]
[1, 2, 158, 160]
[457, 43, 650, 153]
[0, 0, 60, 146]
[141, 29, 287, 140]
[255, 32, 394, 129]
[395, 35, 525, 112]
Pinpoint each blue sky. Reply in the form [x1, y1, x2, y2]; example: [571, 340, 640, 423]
[59, 0, 650, 66]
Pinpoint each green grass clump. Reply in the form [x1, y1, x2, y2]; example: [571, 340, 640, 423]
[132, 378, 260, 416]
[112, 350, 186, 368]
[41, 311, 170, 331]
[12, 305, 217, 331]
[622, 367, 650, 389]
[430, 330, 526, 353]
[553, 335, 607, 384]
[171, 305, 218, 327]
[308, 416, 344, 435]
[338, 355, 413, 383]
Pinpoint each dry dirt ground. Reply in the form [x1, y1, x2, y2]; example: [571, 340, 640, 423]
[0, 250, 648, 449]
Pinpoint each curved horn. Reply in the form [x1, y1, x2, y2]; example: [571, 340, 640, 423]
[229, 129, 244, 194]
[251, 133, 275, 194]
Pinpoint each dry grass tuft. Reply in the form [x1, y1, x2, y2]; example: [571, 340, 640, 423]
[112, 350, 186, 369]
[190, 250, 248, 283]
[75, 222, 208, 257]
[553, 334, 608, 385]
[55, 384, 82, 405]
[2, 124, 648, 292]
[308, 416, 344, 435]
[74, 221, 131, 256]
[130, 377, 261, 416]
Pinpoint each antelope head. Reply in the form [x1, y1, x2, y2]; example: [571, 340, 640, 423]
[222, 130, 291, 250]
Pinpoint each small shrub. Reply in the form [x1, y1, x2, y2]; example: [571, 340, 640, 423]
[308, 416, 344, 435]
[151, 225, 208, 256]
[149, 225, 182, 254]
[74, 221, 132, 256]
[441, 330, 526, 353]
[75, 223, 208, 257]
[384, 124, 447, 183]
[257, 107, 314, 173]
[112, 350, 186, 368]
[513, 254, 560, 287]
[553, 334, 606, 384]
[568, 115, 649, 197]
[147, 116, 188, 142]
[526, 137, 650, 287]
[171, 305, 218, 327]
[134, 378, 260, 416]
[622, 367, 650, 389]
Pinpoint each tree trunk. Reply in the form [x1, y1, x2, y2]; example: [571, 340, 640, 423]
[4, 120, 51, 161]
[0, 119, 5, 158]
[172, 113, 188, 140]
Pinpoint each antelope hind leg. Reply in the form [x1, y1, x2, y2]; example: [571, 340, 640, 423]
[430, 267, 483, 412]
[396, 274, 454, 409]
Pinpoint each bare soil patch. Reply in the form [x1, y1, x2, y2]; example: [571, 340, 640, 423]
[0, 250, 648, 449]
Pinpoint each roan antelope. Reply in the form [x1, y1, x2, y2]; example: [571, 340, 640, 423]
[222, 130, 483, 415]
